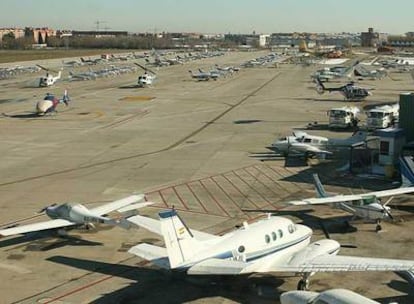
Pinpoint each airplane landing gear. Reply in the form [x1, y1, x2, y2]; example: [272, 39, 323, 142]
[297, 273, 311, 290]
[376, 220, 382, 232]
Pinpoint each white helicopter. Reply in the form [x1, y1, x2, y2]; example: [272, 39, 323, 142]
[36, 65, 62, 87]
[134, 63, 157, 87]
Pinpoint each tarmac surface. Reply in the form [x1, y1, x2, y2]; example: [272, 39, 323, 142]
[0, 50, 414, 303]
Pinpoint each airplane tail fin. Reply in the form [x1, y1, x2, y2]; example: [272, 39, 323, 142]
[159, 209, 204, 269]
[399, 156, 414, 187]
[312, 173, 327, 198]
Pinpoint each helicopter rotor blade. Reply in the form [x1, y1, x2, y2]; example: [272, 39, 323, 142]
[134, 63, 156, 75]
[36, 64, 58, 73]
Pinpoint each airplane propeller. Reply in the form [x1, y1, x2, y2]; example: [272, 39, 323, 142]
[382, 196, 395, 220]
[37, 203, 58, 214]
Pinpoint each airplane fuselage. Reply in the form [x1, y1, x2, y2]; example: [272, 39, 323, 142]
[177, 216, 336, 272]
[46, 203, 107, 224]
[337, 201, 390, 221]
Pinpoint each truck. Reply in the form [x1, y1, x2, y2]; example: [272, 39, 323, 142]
[366, 103, 399, 129]
[327, 106, 360, 129]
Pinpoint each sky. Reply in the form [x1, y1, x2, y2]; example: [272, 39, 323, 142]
[1, 0, 413, 34]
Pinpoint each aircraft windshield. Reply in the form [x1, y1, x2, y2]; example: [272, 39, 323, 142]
[329, 110, 346, 118]
[367, 111, 384, 119]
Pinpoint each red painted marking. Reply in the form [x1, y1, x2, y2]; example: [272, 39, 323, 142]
[210, 177, 252, 219]
[264, 165, 303, 190]
[172, 186, 189, 210]
[249, 166, 286, 191]
[158, 190, 168, 207]
[186, 183, 209, 213]
[241, 167, 282, 196]
[230, 170, 274, 205]
[199, 180, 231, 217]
[221, 173, 261, 209]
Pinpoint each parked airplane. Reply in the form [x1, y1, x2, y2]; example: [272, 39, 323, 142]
[354, 64, 387, 80]
[36, 65, 62, 87]
[68, 70, 97, 81]
[267, 130, 367, 158]
[0, 195, 151, 238]
[80, 57, 104, 65]
[188, 70, 218, 81]
[315, 78, 372, 101]
[35, 90, 70, 115]
[281, 288, 381, 304]
[126, 209, 414, 290]
[289, 173, 414, 231]
[310, 64, 356, 82]
[62, 59, 83, 67]
[134, 63, 157, 87]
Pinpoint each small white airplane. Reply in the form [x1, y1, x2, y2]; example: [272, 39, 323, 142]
[126, 209, 414, 290]
[134, 63, 157, 87]
[36, 65, 62, 87]
[268, 130, 367, 158]
[289, 173, 414, 231]
[281, 288, 382, 304]
[62, 59, 83, 67]
[188, 70, 218, 81]
[0, 195, 151, 238]
[310, 63, 356, 82]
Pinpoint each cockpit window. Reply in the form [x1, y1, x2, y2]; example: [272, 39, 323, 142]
[288, 224, 294, 233]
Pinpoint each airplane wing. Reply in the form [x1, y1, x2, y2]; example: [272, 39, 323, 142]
[290, 187, 414, 205]
[182, 252, 414, 275]
[126, 215, 218, 241]
[90, 194, 146, 215]
[271, 254, 414, 273]
[0, 219, 74, 237]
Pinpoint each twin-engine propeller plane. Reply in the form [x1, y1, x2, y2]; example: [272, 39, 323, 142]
[126, 209, 414, 290]
[288, 172, 414, 231]
[268, 130, 367, 159]
[0, 195, 151, 238]
[36, 90, 70, 115]
[36, 65, 62, 87]
[188, 69, 218, 81]
[315, 77, 372, 101]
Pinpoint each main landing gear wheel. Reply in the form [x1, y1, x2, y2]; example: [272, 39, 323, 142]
[376, 220, 382, 232]
[297, 279, 309, 290]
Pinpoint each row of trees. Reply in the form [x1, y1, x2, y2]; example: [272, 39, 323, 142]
[1, 34, 240, 50]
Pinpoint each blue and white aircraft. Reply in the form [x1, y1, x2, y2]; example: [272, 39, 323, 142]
[289, 157, 414, 231]
[127, 208, 414, 290]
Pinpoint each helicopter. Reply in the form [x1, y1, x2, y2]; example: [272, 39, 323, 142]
[314, 77, 372, 101]
[36, 90, 70, 115]
[36, 65, 62, 87]
[134, 63, 157, 87]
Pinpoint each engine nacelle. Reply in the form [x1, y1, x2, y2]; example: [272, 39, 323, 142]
[288, 239, 340, 267]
